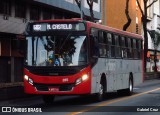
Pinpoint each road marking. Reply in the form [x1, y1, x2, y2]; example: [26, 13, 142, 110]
[67, 87, 160, 115]
[133, 88, 140, 90]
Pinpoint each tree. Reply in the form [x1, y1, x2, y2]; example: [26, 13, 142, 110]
[123, 0, 131, 31]
[86, 0, 94, 22]
[75, 0, 94, 22]
[75, 0, 86, 19]
[148, 30, 160, 72]
[136, 0, 158, 72]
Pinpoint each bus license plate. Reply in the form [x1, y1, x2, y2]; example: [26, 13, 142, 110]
[48, 87, 59, 92]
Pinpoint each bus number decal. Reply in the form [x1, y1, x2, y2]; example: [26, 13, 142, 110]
[33, 25, 41, 31]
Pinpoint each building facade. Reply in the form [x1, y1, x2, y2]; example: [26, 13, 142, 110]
[0, 0, 102, 84]
[102, 0, 142, 35]
[146, 0, 160, 72]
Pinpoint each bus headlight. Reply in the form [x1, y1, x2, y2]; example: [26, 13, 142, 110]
[24, 75, 29, 81]
[24, 75, 34, 86]
[75, 74, 89, 85]
[82, 74, 88, 81]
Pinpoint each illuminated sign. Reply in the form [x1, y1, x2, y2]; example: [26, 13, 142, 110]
[31, 23, 85, 32]
[33, 25, 42, 31]
[47, 24, 72, 30]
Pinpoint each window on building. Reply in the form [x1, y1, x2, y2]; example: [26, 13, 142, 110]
[54, 11, 63, 19]
[0, 0, 11, 15]
[15, 1, 26, 18]
[93, 0, 98, 3]
[136, 24, 139, 34]
[30, 5, 40, 20]
[64, 13, 72, 19]
[11, 38, 25, 57]
[43, 9, 52, 20]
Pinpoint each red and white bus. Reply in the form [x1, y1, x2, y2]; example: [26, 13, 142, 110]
[24, 18, 144, 103]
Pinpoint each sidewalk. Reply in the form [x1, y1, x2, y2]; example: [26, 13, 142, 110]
[144, 72, 160, 80]
[0, 73, 159, 101]
[0, 83, 35, 101]
[0, 86, 30, 101]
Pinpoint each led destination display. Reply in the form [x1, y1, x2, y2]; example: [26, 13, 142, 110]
[28, 22, 85, 32]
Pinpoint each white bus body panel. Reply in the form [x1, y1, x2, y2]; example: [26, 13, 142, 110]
[91, 58, 143, 94]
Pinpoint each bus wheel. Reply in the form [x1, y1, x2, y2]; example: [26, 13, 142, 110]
[118, 77, 133, 96]
[125, 78, 133, 96]
[42, 95, 55, 104]
[96, 82, 104, 101]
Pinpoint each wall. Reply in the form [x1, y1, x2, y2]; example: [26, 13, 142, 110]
[34, 0, 102, 20]
[104, 0, 142, 35]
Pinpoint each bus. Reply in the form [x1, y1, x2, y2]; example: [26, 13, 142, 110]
[24, 18, 144, 103]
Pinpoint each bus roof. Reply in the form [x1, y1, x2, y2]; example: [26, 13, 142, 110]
[85, 21, 143, 40]
[35, 18, 83, 23]
[32, 18, 143, 40]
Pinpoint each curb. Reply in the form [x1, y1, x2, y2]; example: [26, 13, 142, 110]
[0, 86, 33, 101]
[144, 73, 160, 80]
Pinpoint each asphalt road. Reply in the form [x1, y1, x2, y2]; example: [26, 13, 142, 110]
[0, 79, 160, 115]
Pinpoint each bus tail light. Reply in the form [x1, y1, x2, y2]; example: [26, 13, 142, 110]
[75, 74, 89, 85]
[24, 75, 34, 86]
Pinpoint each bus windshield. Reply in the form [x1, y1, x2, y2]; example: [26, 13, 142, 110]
[25, 34, 88, 67]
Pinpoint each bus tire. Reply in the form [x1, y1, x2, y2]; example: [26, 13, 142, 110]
[118, 75, 133, 96]
[42, 95, 55, 104]
[125, 76, 133, 96]
[96, 79, 105, 102]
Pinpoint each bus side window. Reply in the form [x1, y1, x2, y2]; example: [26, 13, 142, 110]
[90, 35, 99, 58]
[98, 31, 104, 43]
[114, 34, 121, 58]
[130, 38, 134, 58]
[107, 33, 112, 57]
[98, 31, 108, 57]
[127, 38, 131, 58]
[138, 40, 142, 59]
[122, 37, 128, 58]
[104, 32, 109, 57]
[133, 39, 138, 59]
[111, 33, 115, 58]
[104, 32, 108, 44]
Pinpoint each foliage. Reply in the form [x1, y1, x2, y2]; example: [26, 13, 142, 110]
[123, 0, 131, 31]
[136, 0, 158, 72]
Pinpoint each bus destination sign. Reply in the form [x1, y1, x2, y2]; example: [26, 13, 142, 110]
[33, 24, 72, 31]
[31, 23, 85, 32]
